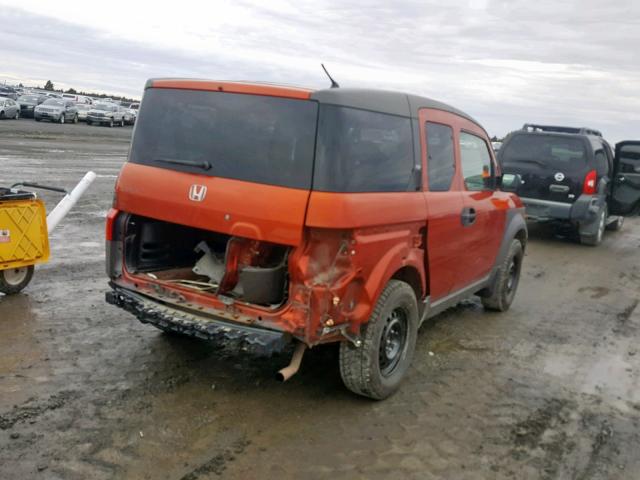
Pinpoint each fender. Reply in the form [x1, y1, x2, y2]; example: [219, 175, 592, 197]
[483, 207, 527, 297]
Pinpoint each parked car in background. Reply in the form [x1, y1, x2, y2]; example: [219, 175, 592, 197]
[17, 94, 47, 117]
[34, 98, 78, 123]
[62, 93, 93, 105]
[492, 141, 503, 153]
[0, 98, 20, 119]
[123, 107, 136, 125]
[0, 86, 19, 100]
[129, 102, 140, 112]
[74, 103, 92, 122]
[86, 103, 125, 127]
[499, 124, 640, 245]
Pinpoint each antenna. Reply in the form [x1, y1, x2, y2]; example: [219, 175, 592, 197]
[321, 64, 340, 89]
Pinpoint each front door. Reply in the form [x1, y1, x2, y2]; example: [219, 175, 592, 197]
[455, 122, 505, 289]
[610, 141, 640, 216]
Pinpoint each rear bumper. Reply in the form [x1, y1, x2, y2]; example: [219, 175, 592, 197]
[521, 195, 600, 223]
[106, 286, 290, 355]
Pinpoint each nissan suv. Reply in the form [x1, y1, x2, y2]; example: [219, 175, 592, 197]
[106, 79, 529, 399]
[499, 124, 640, 245]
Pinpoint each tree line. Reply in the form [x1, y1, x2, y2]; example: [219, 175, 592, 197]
[41, 80, 138, 103]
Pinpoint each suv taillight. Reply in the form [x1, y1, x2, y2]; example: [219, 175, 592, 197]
[583, 169, 597, 195]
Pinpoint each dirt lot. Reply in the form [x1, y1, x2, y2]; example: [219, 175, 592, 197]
[1, 118, 639, 479]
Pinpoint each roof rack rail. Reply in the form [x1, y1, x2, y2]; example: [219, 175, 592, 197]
[522, 123, 602, 137]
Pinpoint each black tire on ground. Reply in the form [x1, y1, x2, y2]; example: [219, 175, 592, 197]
[606, 215, 624, 231]
[120, 118, 125, 127]
[339, 279, 418, 400]
[0, 111, 5, 119]
[482, 239, 524, 312]
[59, 114, 65, 124]
[86, 119, 91, 125]
[0, 265, 35, 295]
[73, 114, 78, 124]
[35, 117, 41, 122]
[108, 119, 114, 127]
[14, 110, 19, 119]
[580, 205, 607, 246]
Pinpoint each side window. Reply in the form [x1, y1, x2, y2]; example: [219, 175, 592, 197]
[459, 132, 493, 191]
[425, 122, 455, 191]
[594, 149, 608, 177]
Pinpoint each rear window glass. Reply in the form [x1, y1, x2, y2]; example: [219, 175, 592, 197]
[500, 134, 588, 172]
[130, 88, 318, 189]
[314, 105, 414, 192]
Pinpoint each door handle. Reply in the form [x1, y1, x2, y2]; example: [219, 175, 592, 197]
[461, 207, 476, 226]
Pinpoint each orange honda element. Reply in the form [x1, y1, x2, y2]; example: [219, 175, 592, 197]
[106, 79, 527, 399]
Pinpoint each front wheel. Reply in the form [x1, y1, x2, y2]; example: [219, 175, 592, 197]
[73, 114, 78, 124]
[108, 119, 114, 127]
[0, 266, 35, 295]
[339, 280, 418, 400]
[482, 239, 524, 312]
[14, 110, 19, 119]
[59, 114, 65, 124]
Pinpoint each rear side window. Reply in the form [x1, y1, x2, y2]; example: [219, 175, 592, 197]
[425, 122, 455, 191]
[594, 150, 609, 176]
[459, 132, 493, 191]
[314, 105, 414, 192]
[129, 88, 318, 189]
[500, 134, 587, 172]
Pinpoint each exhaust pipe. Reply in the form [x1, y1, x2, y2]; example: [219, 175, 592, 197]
[276, 342, 306, 382]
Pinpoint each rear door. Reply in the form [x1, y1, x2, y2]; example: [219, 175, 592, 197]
[610, 141, 640, 216]
[419, 108, 466, 300]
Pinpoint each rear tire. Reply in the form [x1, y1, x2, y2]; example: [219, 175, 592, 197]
[14, 110, 19, 119]
[73, 114, 78, 124]
[0, 266, 34, 295]
[108, 119, 114, 127]
[35, 117, 41, 122]
[482, 239, 524, 312]
[59, 114, 65, 124]
[339, 280, 418, 400]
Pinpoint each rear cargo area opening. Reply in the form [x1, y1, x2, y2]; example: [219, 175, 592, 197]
[123, 215, 290, 307]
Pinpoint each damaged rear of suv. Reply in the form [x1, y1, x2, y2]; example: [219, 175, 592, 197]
[107, 79, 527, 399]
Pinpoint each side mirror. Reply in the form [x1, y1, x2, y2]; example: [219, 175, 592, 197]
[500, 173, 522, 192]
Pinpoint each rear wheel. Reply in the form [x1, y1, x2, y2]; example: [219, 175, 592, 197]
[108, 118, 114, 127]
[339, 280, 418, 400]
[14, 110, 19, 119]
[0, 266, 34, 295]
[35, 117, 41, 122]
[86, 119, 92, 125]
[59, 113, 65, 124]
[482, 239, 524, 312]
[120, 118, 125, 127]
[73, 114, 78, 124]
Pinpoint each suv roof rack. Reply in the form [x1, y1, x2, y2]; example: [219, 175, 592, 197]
[522, 123, 602, 137]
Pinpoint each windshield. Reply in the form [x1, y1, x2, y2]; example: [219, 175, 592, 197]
[43, 99, 64, 106]
[95, 104, 115, 111]
[500, 134, 588, 172]
[129, 88, 318, 189]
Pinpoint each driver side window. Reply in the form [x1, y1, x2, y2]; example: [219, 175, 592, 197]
[459, 132, 494, 191]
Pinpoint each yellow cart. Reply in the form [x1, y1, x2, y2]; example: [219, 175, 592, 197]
[0, 185, 59, 294]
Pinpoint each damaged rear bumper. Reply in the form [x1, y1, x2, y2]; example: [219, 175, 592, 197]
[106, 286, 290, 355]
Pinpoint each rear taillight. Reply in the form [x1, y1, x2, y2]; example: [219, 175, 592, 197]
[106, 208, 120, 241]
[583, 169, 597, 195]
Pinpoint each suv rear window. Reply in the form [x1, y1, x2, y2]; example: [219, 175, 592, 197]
[314, 105, 415, 192]
[130, 88, 318, 189]
[500, 134, 588, 172]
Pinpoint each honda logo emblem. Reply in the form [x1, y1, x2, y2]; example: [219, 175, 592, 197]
[189, 184, 207, 202]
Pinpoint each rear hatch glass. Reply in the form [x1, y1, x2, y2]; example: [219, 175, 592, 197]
[130, 88, 318, 188]
[500, 134, 589, 203]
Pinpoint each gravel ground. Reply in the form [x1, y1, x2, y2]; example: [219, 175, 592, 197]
[1, 118, 639, 480]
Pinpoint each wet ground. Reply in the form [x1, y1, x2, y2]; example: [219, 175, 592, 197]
[1, 118, 639, 479]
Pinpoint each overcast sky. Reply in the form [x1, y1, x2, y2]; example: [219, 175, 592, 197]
[1, 0, 639, 141]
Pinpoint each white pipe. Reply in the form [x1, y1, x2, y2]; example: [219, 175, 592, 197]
[47, 171, 96, 233]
